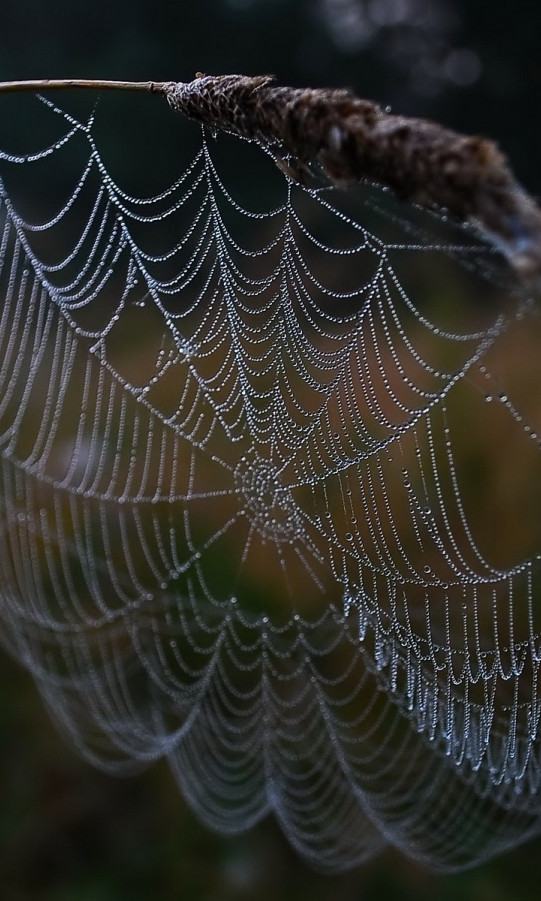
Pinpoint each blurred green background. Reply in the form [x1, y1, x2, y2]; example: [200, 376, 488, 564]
[1, 1, 541, 898]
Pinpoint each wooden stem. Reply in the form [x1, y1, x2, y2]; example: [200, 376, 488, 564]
[0, 79, 170, 95]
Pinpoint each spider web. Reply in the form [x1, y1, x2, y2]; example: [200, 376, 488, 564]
[0, 94, 541, 872]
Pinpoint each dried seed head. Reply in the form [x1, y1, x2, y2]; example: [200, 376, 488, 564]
[165, 74, 541, 289]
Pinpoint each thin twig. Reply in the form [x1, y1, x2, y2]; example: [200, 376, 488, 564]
[0, 78, 169, 95]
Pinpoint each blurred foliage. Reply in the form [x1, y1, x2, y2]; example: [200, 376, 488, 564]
[1, 1, 541, 897]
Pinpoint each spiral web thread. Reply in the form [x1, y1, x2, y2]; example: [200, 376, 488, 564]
[0, 95, 541, 872]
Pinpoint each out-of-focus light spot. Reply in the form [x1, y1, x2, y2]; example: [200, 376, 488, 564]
[443, 48, 482, 86]
[315, 0, 482, 100]
[367, 0, 409, 27]
[318, 0, 375, 51]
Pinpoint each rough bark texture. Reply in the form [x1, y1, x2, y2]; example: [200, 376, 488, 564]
[166, 74, 541, 288]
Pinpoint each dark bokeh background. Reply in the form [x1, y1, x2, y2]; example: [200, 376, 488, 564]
[1, 1, 541, 898]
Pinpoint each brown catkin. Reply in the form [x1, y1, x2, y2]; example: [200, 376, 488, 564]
[166, 74, 541, 288]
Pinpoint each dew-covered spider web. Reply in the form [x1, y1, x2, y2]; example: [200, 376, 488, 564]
[0, 92, 541, 872]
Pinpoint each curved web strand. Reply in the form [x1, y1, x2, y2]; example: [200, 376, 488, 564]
[0, 95, 541, 871]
